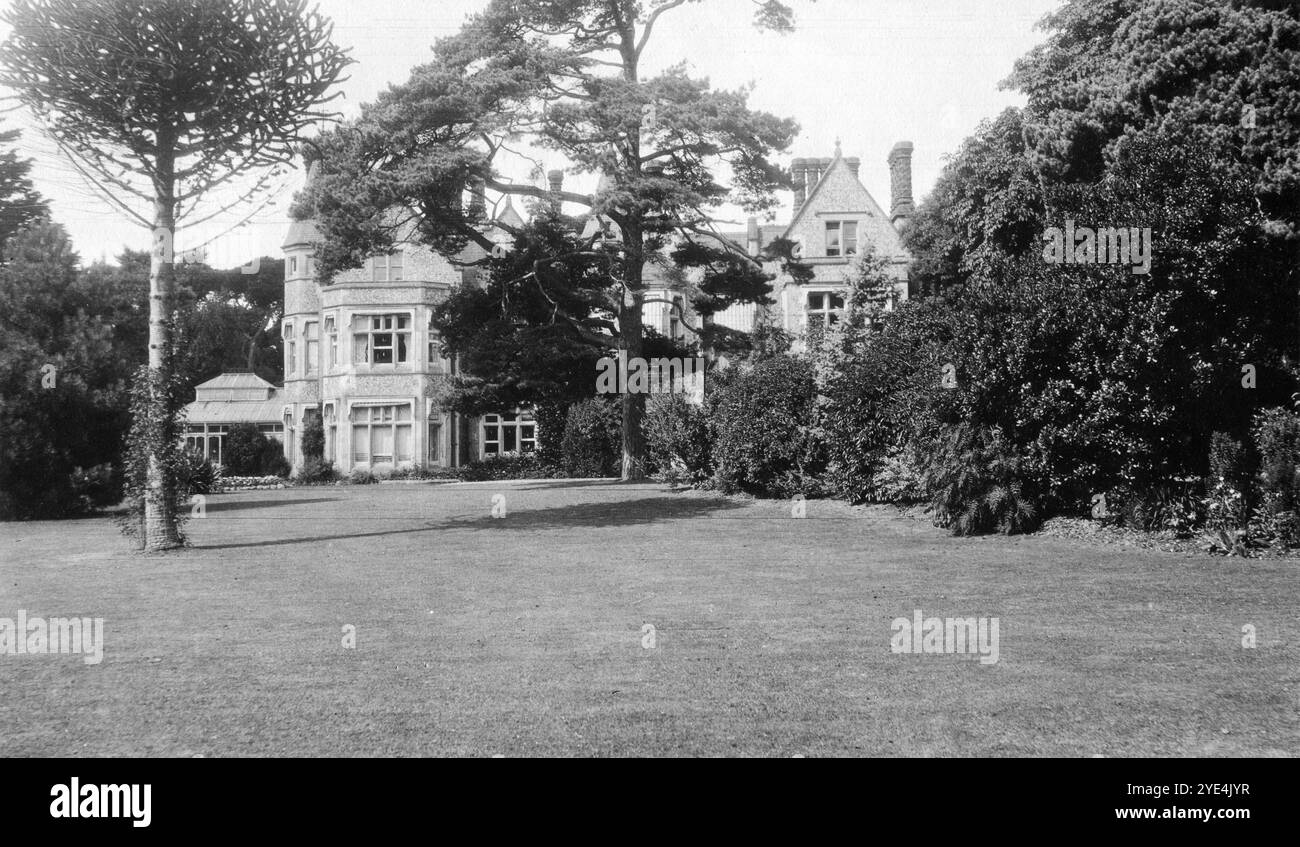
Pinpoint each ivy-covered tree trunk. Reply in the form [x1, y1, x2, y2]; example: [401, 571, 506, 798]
[144, 146, 181, 551]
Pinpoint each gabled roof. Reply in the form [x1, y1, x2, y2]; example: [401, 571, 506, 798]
[495, 197, 525, 231]
[186, 372, 282, 424]
[782, 149, 909, 260]
[194, 373, 278, 392]
[185, 399, 284, 425]
[783, 149, 841, 237]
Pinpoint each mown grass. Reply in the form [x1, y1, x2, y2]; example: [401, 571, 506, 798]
[1, 481, 1296, 757]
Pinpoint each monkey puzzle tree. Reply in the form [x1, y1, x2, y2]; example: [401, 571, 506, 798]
[0, 0, 350, 549]
[298, 0, 802, 480]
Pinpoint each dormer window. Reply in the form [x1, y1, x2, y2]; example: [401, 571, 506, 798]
[370, 250, 405, 282]
[825, 220, 858, 257]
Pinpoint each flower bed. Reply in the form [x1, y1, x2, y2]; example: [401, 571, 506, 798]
[214, 475, 287, 492]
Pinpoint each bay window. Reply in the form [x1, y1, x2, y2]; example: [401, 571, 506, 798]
[352, 314, 411, 365]
[351, 404, 413, 465]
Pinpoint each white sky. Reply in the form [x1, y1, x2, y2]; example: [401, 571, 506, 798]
[1, 0, 1062, 267]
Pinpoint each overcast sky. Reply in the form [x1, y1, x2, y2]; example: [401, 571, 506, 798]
[2, 0, 1062, 268]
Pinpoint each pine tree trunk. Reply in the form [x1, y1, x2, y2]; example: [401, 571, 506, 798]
[620, 287, 647, 481]
[144, 146, 181, 551]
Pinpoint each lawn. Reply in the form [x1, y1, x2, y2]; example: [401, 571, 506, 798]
[1, 480, 1296, 757]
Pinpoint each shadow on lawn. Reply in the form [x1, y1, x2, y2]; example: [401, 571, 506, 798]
[440, 493, 748, 530]
[193, 491, 745, 550]
[492, 478, 651, 491]
[202, 497, 342, 513]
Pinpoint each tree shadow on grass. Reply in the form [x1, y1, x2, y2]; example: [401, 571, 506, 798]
[442, 493, 749, 530]
[193, 491, 747, 550]
[203, 497, 343, 513]
[487, 478, 650, 491]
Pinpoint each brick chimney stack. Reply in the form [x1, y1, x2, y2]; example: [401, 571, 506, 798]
[746, 216, 760, 257]
[845, 156, 861, 177]
[791, 158, 808, 208]
[468, 176, 486, 218]
[547, 169, 564, 212]
[887, 141, 915, 226]
[805, 158, 822, 189]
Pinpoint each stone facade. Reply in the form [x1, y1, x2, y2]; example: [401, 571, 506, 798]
[712, 141, 913, 349]
[278, 209, 516, 475]
[276, 140, 913, 473]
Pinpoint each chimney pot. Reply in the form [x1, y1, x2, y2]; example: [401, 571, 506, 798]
[807, 157, 832, 190]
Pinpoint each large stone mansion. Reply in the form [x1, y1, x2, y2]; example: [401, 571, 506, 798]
[184, 140, 915, 474]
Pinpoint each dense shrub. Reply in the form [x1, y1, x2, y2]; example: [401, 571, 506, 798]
[68, 463, 123, 509]
[816, 296, 955, 504]
[561, 398, 621, 478]
[457, 453, 557, 481]
[263, 449, 290, 478]
[534, 402, 567, 469]
[384, 465, 460, 481]
[828, 123, 1298, 536]
[223, 423, 289, 477]
[1252, 408, 1300, 513]
[643, 393, 713, 485]
[0, 223, 136, 521]
[294, 457, 338, 485]
[710, 355, 825, 497]
[1248, 501, 1300, 549]
[869, 449, 926, 504]
[221, 423, 263, 474]
[918, 425, 1043, 535]
[301, 413, 324, 461]
[1197, 432, 1252, 544]
[1208, 432, 1251, 493]
[1245, 408, 1300, 548]
[1108, 481, 1203, 535]
[348, 468, 378, 485]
